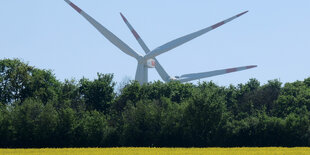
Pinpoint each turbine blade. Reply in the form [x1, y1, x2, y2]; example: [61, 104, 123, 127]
[64, 0, 142, 60]
[144, 11, 248, 60]
[153, 59, 171, 82]
[120, 13, 151, 53]
[177, 65, 257, 83]
[120, 13, 171, 81]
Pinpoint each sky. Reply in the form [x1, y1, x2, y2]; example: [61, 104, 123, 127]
[1, 0, 309, 86]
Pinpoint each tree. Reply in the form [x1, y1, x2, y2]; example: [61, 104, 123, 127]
[35, 103, 58, 147]
[56, 107, 76, 147]
[158, 97, 186, 147]
[113, 81, 141, 112]
[79, 73, 115, 112]
[0, 58, 61, 105]
[11, 99, 44, 147]
[182, 83, 226, 146]
[121, 101, 161, 146]
[2, 58, 310, 147]
[0, 104, 12, 147]
[74, 111, 112, 147]
[275, 80, 310, 117]
[59, 79, 84, 110]
[24, 68, 61, 104]
[0, 59, 33, 104]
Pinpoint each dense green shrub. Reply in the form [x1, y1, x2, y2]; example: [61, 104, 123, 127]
[1, 58, 310, 147]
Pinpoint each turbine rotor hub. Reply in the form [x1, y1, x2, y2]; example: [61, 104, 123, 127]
[145, 59, 156, 68]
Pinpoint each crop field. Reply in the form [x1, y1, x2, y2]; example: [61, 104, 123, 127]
[0, 147, 310, 155]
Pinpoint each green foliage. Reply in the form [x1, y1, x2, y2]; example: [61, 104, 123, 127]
[57, 107, 76, 147]
[74, 111, 111, 147]
[0, 58, 60, 105]
[25, 69, 61, 104]
[79, 73, 115, 112]
[182, 83, 226, 146]
[11, 99, 45, 147]
[158, 97, 186, 146]
[59, 79, 83, 110]
[1, 58, 310, 147]
[275, 79, 310, 117]
[35, 102, 59, 147]
[121, 100, 161, 146]
[0, 58, 33, 104]
[0, 104, 12, 147]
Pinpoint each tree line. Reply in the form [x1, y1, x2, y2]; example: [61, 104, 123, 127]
[1, 58, 310, 148]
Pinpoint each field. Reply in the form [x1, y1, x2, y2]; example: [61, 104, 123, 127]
[1, 147, 310, 155]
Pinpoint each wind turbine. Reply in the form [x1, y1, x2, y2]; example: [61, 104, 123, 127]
[64, 0, 257, 85]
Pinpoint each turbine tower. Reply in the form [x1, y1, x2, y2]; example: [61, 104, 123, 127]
[64, 0, 257, 85]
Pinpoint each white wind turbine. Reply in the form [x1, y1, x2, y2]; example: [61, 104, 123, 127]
[65, 0, 257, 85]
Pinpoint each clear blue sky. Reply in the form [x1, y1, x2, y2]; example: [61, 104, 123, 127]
[1, 0, 309, 86]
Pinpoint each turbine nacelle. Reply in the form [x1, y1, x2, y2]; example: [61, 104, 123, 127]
[146, 59, 156, 68]
[168, 76, 179, 82]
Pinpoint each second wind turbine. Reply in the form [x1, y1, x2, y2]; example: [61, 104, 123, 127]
[65, 0, 257, 85]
